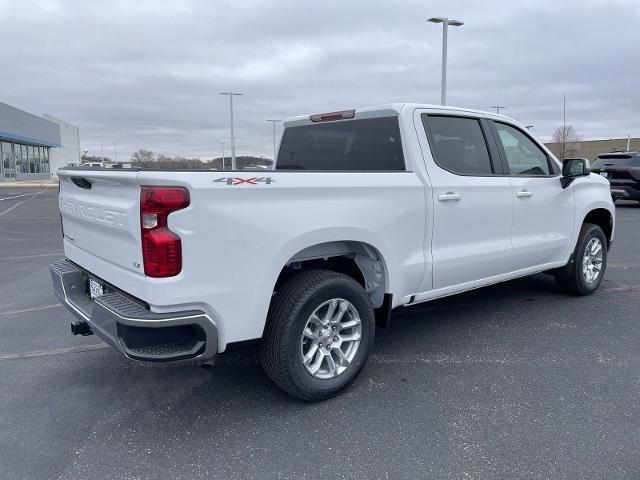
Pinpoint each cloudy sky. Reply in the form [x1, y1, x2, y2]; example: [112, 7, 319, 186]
[1, 0, 638, 160]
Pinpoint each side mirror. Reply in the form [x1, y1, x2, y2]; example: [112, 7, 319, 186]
[561, 158, 590, 188]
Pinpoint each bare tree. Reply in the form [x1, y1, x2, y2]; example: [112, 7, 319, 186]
[131, 149, 155, 164]
[551, 125, 582, 160]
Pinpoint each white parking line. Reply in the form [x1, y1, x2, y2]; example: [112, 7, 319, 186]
[0, 304, 63, 317]
[0, 190, 43, 217]
[0, 344, 109, 361]
[0, 192, 35, 202]
[6, 216, 59, 220]
[2, 252, 63, 261]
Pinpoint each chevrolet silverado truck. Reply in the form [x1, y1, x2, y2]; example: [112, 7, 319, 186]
[51, 104, 615, 401]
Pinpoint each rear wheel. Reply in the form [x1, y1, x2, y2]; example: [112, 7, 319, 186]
[261, 270, 375, 401]
[555, 223, 607, 295]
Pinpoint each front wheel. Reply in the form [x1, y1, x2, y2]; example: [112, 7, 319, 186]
[261, 270, 375, 401]
[555, 223, 607, 295]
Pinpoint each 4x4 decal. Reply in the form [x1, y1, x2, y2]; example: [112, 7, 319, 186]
[214, 177, 275, 186]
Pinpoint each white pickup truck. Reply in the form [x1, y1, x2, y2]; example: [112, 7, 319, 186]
[51, 104, 615, 401]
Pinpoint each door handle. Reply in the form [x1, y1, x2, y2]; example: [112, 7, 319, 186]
[438, 192, 461, 202]
[516, 190, 533, 198]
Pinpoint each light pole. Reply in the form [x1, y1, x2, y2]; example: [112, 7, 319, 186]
[525, 125, 534, 131]
[427, 17, 463, 106]
[220, 92, 242, 170]
[220, 142, 227, 170]
[113, 143, 117, 163]
[266, 119, 282, 163]
[492, 106, 507, 114]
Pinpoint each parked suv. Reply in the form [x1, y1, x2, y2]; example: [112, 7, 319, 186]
[590, 151, 640, 202]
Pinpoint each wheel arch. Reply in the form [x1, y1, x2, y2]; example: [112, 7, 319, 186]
[274, 239, 390, 310]
[582, 207, 614, 247]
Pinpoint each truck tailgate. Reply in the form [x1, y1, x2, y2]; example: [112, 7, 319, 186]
[58, 169, 146, 299]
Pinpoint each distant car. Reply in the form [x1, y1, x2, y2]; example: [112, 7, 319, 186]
[81, 162, 104, 168]
[590, 151, 640, 203]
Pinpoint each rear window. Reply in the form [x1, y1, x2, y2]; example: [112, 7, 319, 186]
[592, 154, 640, 168]
[276, 117, 405, 171]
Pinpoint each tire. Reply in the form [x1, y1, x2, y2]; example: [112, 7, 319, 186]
[555, 223, 607, 295]
[261, 270, 375, 401]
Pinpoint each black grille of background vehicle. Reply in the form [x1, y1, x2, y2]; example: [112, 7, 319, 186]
[609, 171, 635, 182]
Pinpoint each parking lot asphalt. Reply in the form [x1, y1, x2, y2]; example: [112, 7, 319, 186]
[1, 187, 639, 480]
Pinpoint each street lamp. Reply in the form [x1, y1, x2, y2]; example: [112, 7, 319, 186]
[525, 125, 534, 131]
[266, 119, 282, 164]
[427, 17, 464, 106]
[492, 106, 507, 114]
[220, 92, 242, 170]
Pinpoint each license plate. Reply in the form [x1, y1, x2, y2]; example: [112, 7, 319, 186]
[89, 278, 104, 299]
[599, 172, 609, 178]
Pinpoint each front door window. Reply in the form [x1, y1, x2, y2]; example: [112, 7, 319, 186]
[494, 123, 552, 176]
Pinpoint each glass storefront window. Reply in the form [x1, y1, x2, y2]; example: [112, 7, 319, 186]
[14, 143, 22, 175]
[20, 145, 28, 173]
[0, 141, 52, 177]
[28, 145, 35, 173]
[2, 141, 15, 180]
[42, 147, 50, 173]
[37, 147, 43, 173]
[33, 147, 38, 173]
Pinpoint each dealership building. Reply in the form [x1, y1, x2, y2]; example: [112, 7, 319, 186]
[0, 101, 80, 182]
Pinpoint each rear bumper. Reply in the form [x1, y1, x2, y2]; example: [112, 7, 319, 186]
[49, 258, 217, 363]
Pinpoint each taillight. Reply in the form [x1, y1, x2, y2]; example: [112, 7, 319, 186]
[140, 186, 190, 277]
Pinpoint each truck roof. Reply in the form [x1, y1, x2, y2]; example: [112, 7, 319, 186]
[283, 103, 517, 127]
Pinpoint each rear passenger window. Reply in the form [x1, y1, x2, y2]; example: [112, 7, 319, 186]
[423, 115, 493, 176]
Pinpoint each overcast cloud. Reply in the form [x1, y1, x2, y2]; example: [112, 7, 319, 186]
[0, 0, 638, 159]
